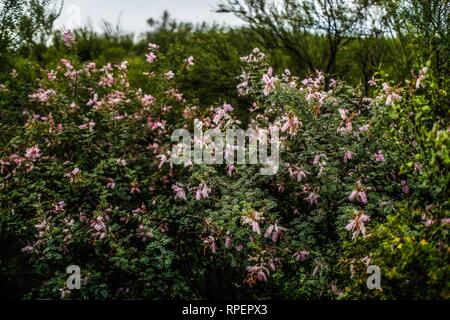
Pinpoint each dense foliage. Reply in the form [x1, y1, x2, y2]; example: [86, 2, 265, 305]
[0, 0, 448, 300]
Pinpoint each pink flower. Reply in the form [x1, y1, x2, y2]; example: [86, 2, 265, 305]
[374, 150, 385, 162]
[21, 245, 34, 253]
[346, 212, 370, 239]
[130, 182, 141, 194]
[305, 192, 319, 205]
[338, 108, 348, 120]
[286, 164, 308, 182]
[330, 78, 337, 89]
[137, 223, 153, 242]
[65, 167, 81, 182]
[343, 150, 353, 163]
[245, 265, 269, 287]
[281, 115, 301, 135]
[264, 223, 286, 242]
[90, 216, 108, 239]
[147, 116, 166, 130]
[47, 70, 57, 81]
[413, 162, 423, 173]
[53, 201, 65, 213]
[368, 77, 377, 86]
[202, 235, 217, 253]
[242, 211, 264, 235]
[141, 94, 155, 107]
[99, 73, 115, 87]
[146, 52, 157, 63]
[359, 124, 370, 132]
[415, 67, 428, 89]
[293, 250, 310, 262]
[29, 89, 56, 103]
[106, 178, 115, 189]
[226, 164, 236, 176]
[401, 180, 410, 194]
[262, 68, 277, 96]
[165, 70, 175, 80]
[349, 182, 368, 205]
[223, 103, 233, 112]
[79, 121, 96, 130]
[172, 184, 187, 201]
[25, 145, 41, 160]
[116, 158, 127, 167]
[184, 56, 195, 67]
[382, 82, 402, 105]
[194, 182, 210, 200]
[362, 255, 372, 267]
[224, 234, 232, 248]
[148, 43, 159, 51]
[63, 30, 76, 47]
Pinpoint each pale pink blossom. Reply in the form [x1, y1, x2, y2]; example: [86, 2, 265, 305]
[224, 234, 232, 248]
[281, 115, 301, 135]
[226, 164, 236, 176]
[346, 212, 370, 239]
[25, 145, 41, 160]
[349, 182, 368, 205]
[202, 235, 217, 253]
[262, 68, 277, 96]
[359, 124, 370, 132]
[21, 245, 34, 253]
[242, 211, 264, 235]
[343, 150, 353, 163]
[63, 30, 76, 47]
[286, 164, 308, 182]
[65, 167, 81, 182]
[146, 52, 157, 63]
[29, 89, 56, 103]
[165, 70, 175, 80]
[194, 182, 210, 200]
[99, 73, 115, 87]
[415, 66, 428, 89]
[382, 82, 402, 106]
[172, 184, 187, 201]
[116, 158, 127, 167]
[401, 180, 410, 194]
[305, 192, 320, 205]
[184, 56, 195, 67]
[148, 43, 159, 51]
[90, 216, 108, 240]
[338, 108, 348, 120]
[374, 150, 385, 162]
[147, 116, 166, 130]
[244, 265, 269, 287]
[137, 224, 153, 242]
[106, 178, 115, 189]
[47, 70, 57, 81]
[53, 201, 65, 214]
[264, 223, 286, 242]
[413, 162, 423, 173]
[368, 77, 377, 86]
[293, 250, 310, 262]
[130, 182, 141, 194]
[79, 121, 96, 130]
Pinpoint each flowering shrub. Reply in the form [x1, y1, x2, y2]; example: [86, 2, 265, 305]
[0, 42, 448, 299]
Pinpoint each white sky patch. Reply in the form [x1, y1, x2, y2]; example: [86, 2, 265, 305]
[54, 0, 243, 35]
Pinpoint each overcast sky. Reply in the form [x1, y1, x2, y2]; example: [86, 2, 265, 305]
[54, 0, 243, 36]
